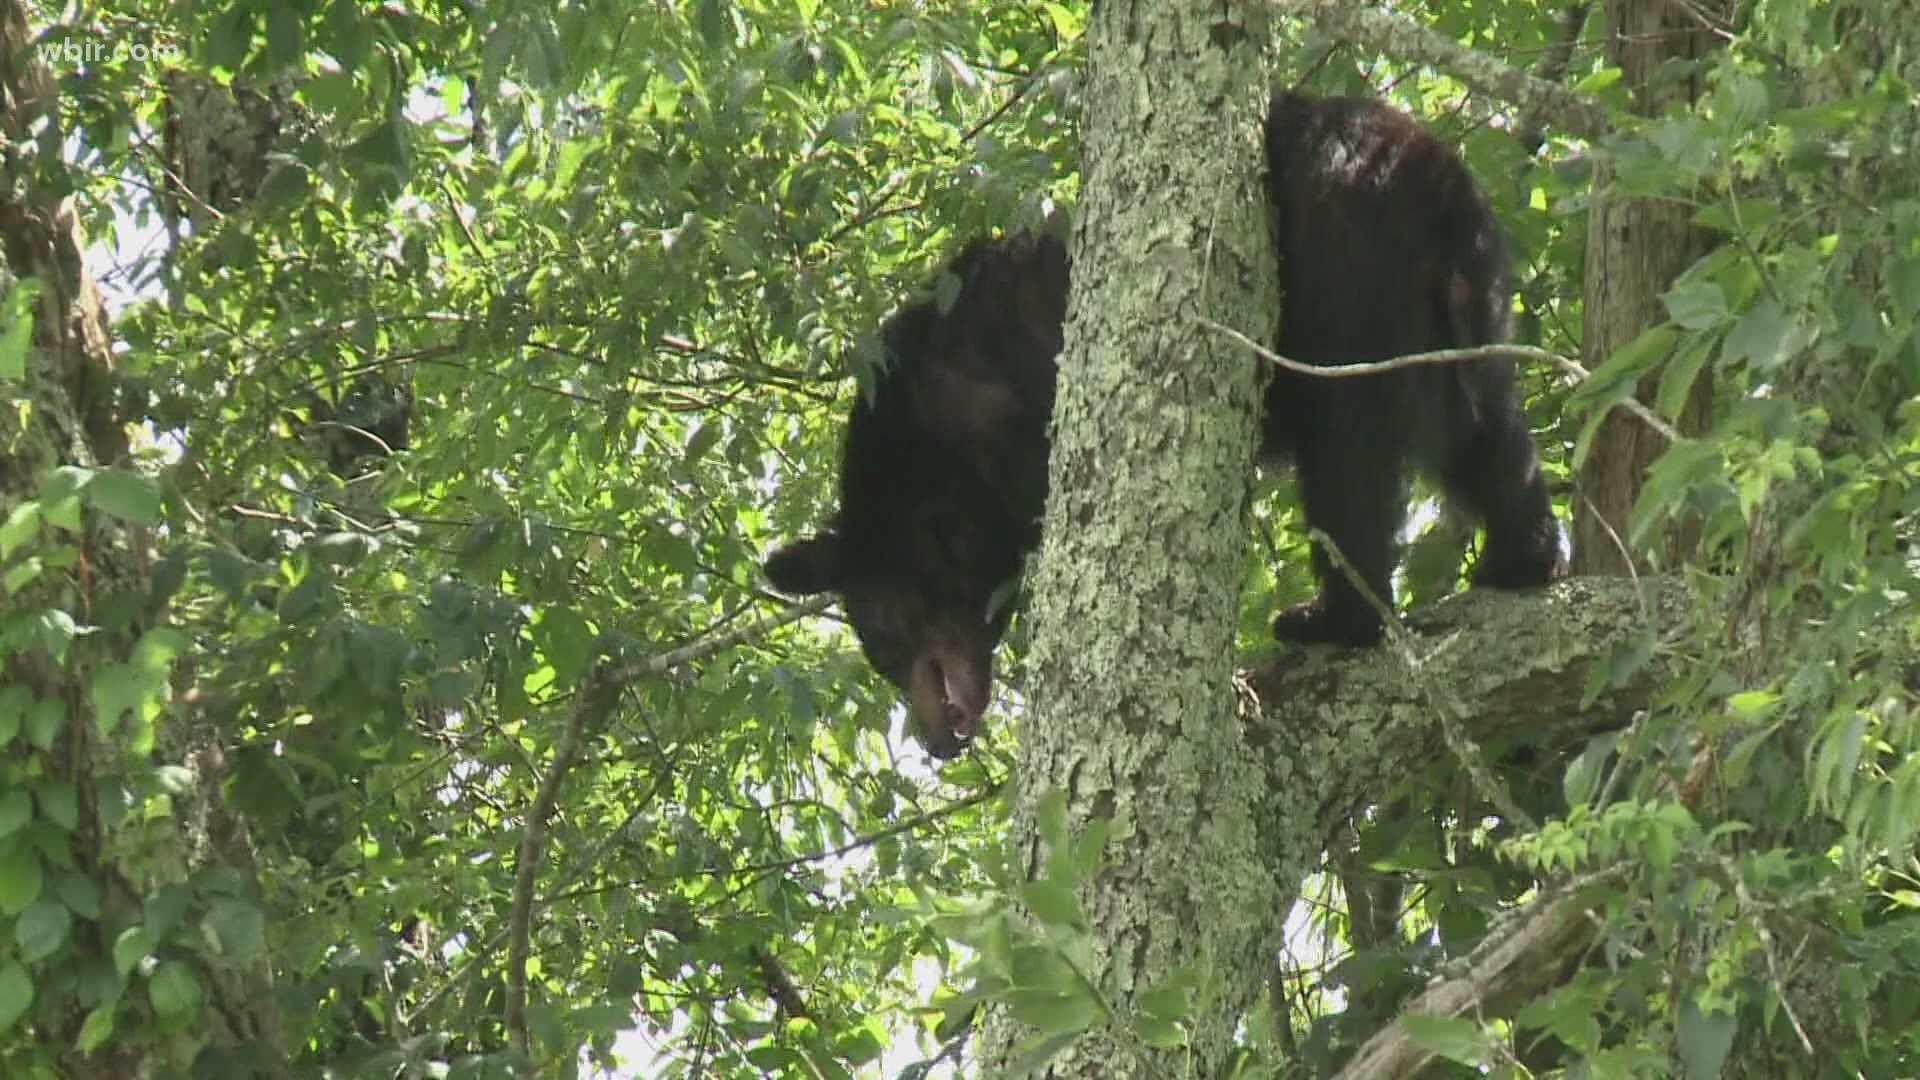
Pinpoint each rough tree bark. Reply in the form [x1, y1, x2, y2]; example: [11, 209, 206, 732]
[977, 1, 1278, 1076]
[0, 5, 287, 1073]
[1569, 0, 1727, 575]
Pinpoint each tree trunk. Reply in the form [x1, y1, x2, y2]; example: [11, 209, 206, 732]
[977, 2, 1278, 1075]
[0, 4, 287, 1073]
[1569, 0, 1724, 575]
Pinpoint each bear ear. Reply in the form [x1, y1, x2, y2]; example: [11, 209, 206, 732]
[764, 533, 847, 595]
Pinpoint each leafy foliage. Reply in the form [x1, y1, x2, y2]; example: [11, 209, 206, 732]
[4, 0, 1920, 1076]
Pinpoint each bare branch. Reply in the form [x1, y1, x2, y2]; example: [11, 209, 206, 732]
[1514, 4, 1595, 155]
[1333, 871, 1622, 1080]
[614, 595, 832, 683]
[1197, 317, 1682, 442]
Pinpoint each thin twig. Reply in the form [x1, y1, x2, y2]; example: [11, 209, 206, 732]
[614, 594, 832, 683]
[1196, 317, 1682, 442]
[1577, 491, 1648, 619]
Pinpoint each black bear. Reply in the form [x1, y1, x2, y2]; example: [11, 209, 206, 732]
[764, 92, 1563, 758]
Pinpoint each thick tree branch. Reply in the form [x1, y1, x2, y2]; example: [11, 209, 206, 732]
[1239, 578, 1685, 1075]
[1515, 4, 1595, 154]
[504, 657, 618, 1059]
[1332, 873, 1618, 1080]
[1274, 0, 1610, 140]
[1, 1, 126, 465]
[1243, 576, 1687, 835]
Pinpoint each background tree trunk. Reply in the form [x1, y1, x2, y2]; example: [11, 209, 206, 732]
[1569, 0, 1724, 574]
[978, 2, 1278, 1075]
[0, 4, 287, 1073]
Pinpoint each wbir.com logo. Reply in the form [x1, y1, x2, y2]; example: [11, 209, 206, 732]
[37, 38, 183, 65]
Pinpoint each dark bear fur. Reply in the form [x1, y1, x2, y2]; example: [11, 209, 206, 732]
[765, 92, 1563, 758]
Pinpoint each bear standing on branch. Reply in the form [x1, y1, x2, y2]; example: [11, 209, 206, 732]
[765, 92, 1566, 758]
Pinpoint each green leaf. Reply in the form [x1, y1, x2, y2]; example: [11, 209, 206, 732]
[265, 3, 304, 66]
[1720, 298, 1789, 370]
[147, 960, 202, 1019]
[144, 885, 193, 939]
[1604, 631, 1656, 691]
[1402, 1014, 1490, 1066]
[1043, 3, 1084, 40]
[74, 1003, 113, 1052]
[1071, 815, 1111, 879]
[206, 3, 256, 70]
[3, 558, 42, 593]
[1135, 1013, 1186, 1048]
[1007, 986, 1102, 1038]
[1020, 880, 1087, 933]
[533, 605, 595, 686]
[1036, 788, 1071, 879]
[91, 663, 141, 736]
[1677, 1001, 1738, 1078]
[26, 699, 61, 749]
[257, 162, 312, 210]
[1656, 335, 1713, 420]
[0, 962, 32, 1031]
[35, 783, 78, 833]
[324, 0, 370, 69]
[0, 279, 39, 381]
[205, 898, 266, 963]
[684, 420, 722, 464]
[1568, 324, 1678, 416]
[0, 687, 22, 745]
[0, 501, 40, 560]
[1002, 1030, 1080, 1075]
[0, 847, 43, 915]
[1662, 279, 1729, 330]
[204, 547, 262, 598]
[15, 899, 72, 962]
[41, 494, 81, 534]
[1727, 690, 1778, 721]
[1564, 731, 1621, 807]
[0, 791, 30, 839]
[746, 1046, 807, 1069]
[343, 113, 411, 201]
[697, 0, 731, 48]
[55, 872, 100, 920]
[113, 926, 155, 976]
[33, 609, 80, 664]
[1572, 67, 1622, 94]
[1137, 964, 1203, 1021]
